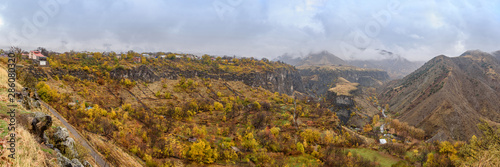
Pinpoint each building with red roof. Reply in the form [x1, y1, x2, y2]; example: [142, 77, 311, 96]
[29, 50, 48, 66]
[29, 51, 45, 59]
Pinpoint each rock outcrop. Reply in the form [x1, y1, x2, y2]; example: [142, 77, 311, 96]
[53, 127, 79, 159]
[326, 90, 355, 124]
[18, 112, 53, 143]
[18, 112, 86, 166]
[57, 152, 84, 167]
[299, 66, 389, 96]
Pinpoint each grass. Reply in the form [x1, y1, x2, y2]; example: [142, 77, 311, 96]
[0, 120, 9, 138]
[14, 126, 58, 167]
[328, 77, 359, 96]
[347, 148, 401, 167]
[285, 154, 322, 167]
[41, 148, 53, 154]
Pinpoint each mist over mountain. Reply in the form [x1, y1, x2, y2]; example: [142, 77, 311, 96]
[276, 51, 346, 67]
[493, 50, 500, 60]
[380, 50, 500, 141]
[276, 50, 424, 79]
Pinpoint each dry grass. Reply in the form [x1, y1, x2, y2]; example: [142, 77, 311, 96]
[328, 77, 359, 96]
[11, 126, 57, 167]
[83, 131, 144, 167]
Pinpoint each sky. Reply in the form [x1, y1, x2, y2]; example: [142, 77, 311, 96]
[1, 0, 499, 61]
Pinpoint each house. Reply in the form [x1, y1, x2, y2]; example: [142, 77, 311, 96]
[22, 52, 29, 59]
[142, 54, 151, 59]
[29, 51, 47, 66]
[133, 56, 141, 63]
[158, 55, 166, 59]
[186, 54, 196, 59]
[87, 54, 93, 58]
[116, 54, 122, 59]
[29, 51, 43, 59]
[175, 55, 183, 59]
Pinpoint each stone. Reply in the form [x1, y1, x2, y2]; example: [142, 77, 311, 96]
[71, 159, 84, 167]
[53, 127, 70, 142]
[64, 137, 79, 158]
[188, 137, 197, 143]
[53, 127, 79, 158]
[57, 152, 84, 167]
[231, 146, 240, 152]
[43, 133, 50, 144]
[57, 153, 73, 167]
[82, 160, 93, 167]
[25, 112, 53, 143]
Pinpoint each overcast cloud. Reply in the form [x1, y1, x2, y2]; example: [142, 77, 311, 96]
[1, 0, 499, 61]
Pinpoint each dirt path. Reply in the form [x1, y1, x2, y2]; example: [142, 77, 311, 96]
[39, 100, 108, 167]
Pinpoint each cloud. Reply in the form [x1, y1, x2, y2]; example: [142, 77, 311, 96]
[409, 34, 423, 39]
[0, 0, 499, 61]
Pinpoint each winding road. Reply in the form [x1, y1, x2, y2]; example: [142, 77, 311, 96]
[39, 100, 108, 167]
[380, 109, 387, 134]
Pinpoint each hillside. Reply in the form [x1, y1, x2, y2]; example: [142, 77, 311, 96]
[15, 52, 370, 166]
[6, 49, 500, 167]
[380, 50, 500, 141]
[0, 66, 101, 167]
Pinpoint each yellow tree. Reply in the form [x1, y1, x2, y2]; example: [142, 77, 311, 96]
[372, 115, 380, 126]
[363, 124, 373, 133]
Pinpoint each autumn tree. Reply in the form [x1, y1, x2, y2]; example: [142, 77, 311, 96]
[363, 124, 373, 133]
[372, 114, 380, 126]
[188, 140, 218, 164]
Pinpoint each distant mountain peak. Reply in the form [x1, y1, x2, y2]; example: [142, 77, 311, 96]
[459, 50, 492, 58]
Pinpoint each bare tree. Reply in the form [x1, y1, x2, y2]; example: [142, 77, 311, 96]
[10, 46, 23, 63]
[37, 47, 49, 57]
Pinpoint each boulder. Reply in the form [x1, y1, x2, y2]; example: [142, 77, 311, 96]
[53, 127, 70, 142]
[82, 160, 93, 167]
[18, 112, 53, 143]
[53, 127, 79, 158]
[71, 159, 84, 167]
[57, 152, 83, 167]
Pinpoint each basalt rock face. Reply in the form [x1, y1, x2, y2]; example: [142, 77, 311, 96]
[299, 67, 389, 96]
[109, 65, 305, 95]
[109, 65, 161, 83]
[326, 91, 355, 125]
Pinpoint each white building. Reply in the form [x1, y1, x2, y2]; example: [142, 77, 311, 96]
[29, 51, 47, 66]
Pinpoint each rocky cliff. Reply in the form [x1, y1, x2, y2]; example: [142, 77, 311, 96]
[36, 64, 304, 96]
[298, 65, 389, 96]
[109, 65, 304, 95]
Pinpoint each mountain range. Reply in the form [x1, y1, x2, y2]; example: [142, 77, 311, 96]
[276, 50, 424, 79]
[380, 50, 500, 141]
